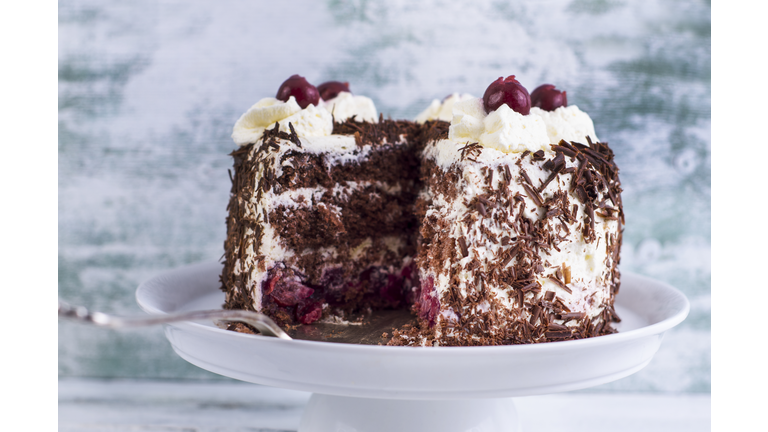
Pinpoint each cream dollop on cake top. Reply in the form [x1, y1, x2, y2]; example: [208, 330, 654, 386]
[232, 96, 333, 146]
[232, 94, 380, 147]
[447, 97, 599, 153]
[415, 93, 475, 123]
[323, 92, 378, 123]
[530, 105, 599, 145]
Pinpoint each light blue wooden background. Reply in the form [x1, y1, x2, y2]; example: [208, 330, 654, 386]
[58, 0, 710, 393]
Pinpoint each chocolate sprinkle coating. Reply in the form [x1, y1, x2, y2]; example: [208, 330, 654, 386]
[392, 133, 623, 346]
[221, 114, 623, 346]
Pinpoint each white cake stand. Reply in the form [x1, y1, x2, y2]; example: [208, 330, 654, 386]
[136, 261, 689, 432]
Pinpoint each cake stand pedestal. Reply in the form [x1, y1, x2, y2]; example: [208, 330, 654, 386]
[299, 396, 519, 431]
[137, 262, 689, 432]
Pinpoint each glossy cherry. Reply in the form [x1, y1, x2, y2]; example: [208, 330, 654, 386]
[482, 75, 531, 115]
[530, 84, 568, 111]
[317, 81, 351, 101]
[276, 74, 320, 109]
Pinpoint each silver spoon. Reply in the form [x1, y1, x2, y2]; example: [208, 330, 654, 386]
[58, 299, 292, 340]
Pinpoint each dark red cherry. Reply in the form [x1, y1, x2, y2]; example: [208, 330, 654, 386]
[270, 281, 314, 307]
[276, 74, 319, 109]
[380, 274, 405, 307]
[416, 276, 440, 327]
[530, 84, 568, 111]
[297, 300, 323, 324]
[482, 75, 531, 115]
[317, 81, 351, 100]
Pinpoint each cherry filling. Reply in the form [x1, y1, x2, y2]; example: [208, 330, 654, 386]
[400, 261, 418, 305]
[380, 274, 404, 306]
[297, 300, 323, 324]
[261, 263, 416, 325]
[415, 276, 440, 327]
[262, 266, 314, 306]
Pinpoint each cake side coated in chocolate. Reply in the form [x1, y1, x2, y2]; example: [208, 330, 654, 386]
[389, 124, 623, 346]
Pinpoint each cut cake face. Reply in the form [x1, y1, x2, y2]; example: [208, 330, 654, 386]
[221, 119, 423, 326]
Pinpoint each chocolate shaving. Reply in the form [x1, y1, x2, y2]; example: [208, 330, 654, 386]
[288, 122, 302, 147]
[554, 297, 571, 313]
[547, 323, 569, 332]
[545, 330, 572, 339]
[559, 312, 585, 321]
[529, 305, 542, 325]
[522, 183, 544, 207]
[476, 201, 487, 216]
[500, 251, 515, 269]
[521, 170, 533, 186]
[459, 143, 483, 161]
[551, 143, 577, 158]
[458, 236, 469, 258]
[548, 276, 572, 294]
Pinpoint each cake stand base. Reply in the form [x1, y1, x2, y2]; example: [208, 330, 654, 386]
[299, 394, 519, 432]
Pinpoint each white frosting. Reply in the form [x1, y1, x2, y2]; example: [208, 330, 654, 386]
[276, 103, 334, 138]
[322, 92, 378, 123]
[415, 93, 475, 123]
[530, 105, 599, 144]
[479, 104, 550, 153]
[446, 97, 487, 141]
[265, 182, 404, 210]
[232, 96, 333, 146]
[446, 97, 600, 153]
[298, 134, 358, 156]
[232, 92, 381, 147]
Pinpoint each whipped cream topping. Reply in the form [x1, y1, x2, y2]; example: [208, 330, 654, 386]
[446, 97, 600, 153]
[232, 96, 333, 146]
[530, 105, 599, 144]
[323, 92, 379, 123]
[415, 93, 475, 123]
[232, 93, 381, 147]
